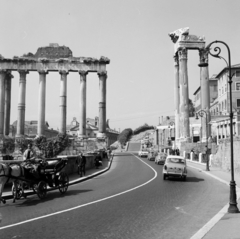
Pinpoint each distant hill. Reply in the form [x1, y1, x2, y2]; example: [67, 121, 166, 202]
[129, 129, 155, 142]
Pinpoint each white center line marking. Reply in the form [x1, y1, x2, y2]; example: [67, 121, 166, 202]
[0, 153, 157, 230]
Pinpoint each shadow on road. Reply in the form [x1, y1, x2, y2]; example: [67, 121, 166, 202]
[14, 189, 93, 207]
[167, 177, 205, 182]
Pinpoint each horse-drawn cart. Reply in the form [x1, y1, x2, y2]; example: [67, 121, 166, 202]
[0, 156, 69, 204]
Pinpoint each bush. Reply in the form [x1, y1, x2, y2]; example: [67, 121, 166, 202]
[117, 128, 133, 145]
[133, 124, 154, 135]
[14, 133, 71, 158]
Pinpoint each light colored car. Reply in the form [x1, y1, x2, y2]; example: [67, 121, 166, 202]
[147, 151, 156, 161]
[138, 150, 148, 157]
[163, 156, 187, 181]
[155, 152, 167, 165]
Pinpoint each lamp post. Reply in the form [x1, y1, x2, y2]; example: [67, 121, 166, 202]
[168, 121, 175, 148]
[199, 40, 239, 213]
[195, 110, 209, 171]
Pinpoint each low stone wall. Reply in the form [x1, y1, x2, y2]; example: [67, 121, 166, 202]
[61, 155, 96, 175]
[211, 138, 240, 176]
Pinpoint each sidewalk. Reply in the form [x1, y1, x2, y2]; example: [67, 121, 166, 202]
[187, 160, 240, 239]
[2, 157, 112, 201]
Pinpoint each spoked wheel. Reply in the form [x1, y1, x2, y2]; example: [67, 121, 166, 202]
[58, 172, 69, 194]
[37, 181, 47, 199]
[12, 181, 23, 200]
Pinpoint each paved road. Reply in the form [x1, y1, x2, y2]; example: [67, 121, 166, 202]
[0, 152, 229, 239]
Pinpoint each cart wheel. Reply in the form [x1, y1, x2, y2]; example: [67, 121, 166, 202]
[58, 172, 69, 194]
[37, 181, 47, 199]
[12, 181, 23, 200]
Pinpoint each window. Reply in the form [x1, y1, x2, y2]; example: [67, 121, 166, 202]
[236, 82, 240, 90]
[236, 71, 240, 77]
[237, 99, 240, 108]
[213, 85, 217, 92]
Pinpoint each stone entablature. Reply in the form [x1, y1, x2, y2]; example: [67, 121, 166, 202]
[0, 43, 110, 73]
[169, 27, 205, 53]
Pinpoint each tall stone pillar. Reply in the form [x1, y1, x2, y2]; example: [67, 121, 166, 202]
[16, 70, 28, 137]
[38, 70, 48, 136]
[178, 48, 190, 141]
[4, 72, 13, 136]
[199, 48, 211, 142]
[79, 71, 88, 138]
[174, 55, 180, 142]
[59, 70, 68, 134]
[97, 71, 107, 138]
[0, 70, 6, 137]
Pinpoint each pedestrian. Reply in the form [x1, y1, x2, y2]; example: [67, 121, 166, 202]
[21, 144, 40, 179]
[81, 153, 86, 176]
[175, 148, 180, 156]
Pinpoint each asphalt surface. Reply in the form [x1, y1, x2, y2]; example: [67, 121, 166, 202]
[0, 152, 232, 239]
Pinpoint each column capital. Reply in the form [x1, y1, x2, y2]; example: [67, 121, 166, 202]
[6, 71, 14, 79]
[79, 70, 88, 76]
[97, 71, 107, 78]
[0, 69, 7, 74]
[178, 48, 188, 61]
[199, 48, 209, 65]
[173, 54, 179, 66]
[18, 70, 29, 76]
[38, 70, 48, 75]
[59, 70, 69, 75]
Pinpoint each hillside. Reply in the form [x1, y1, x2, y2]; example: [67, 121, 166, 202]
[129, 129, 155, 142]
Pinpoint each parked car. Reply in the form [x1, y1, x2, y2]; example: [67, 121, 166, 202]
[147, 151, 156, 161]
[163, 156, 187, 181]
[138, 150, 148, 157]
[155, 152, 167, 165]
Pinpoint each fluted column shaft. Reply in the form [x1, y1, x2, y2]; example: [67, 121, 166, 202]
[79, 71, 88, 138]
[4, 72, 13, 136]
[199, 48, 211, 142]
[38, 71, 47, 136]
[98, 71, 107, 138]
[178, 48, 190, 141]
[174, 55, 180, 141]
[16, 70, 28, 137]
[59, 71, 68, 134]
[0, 71, 6, 137]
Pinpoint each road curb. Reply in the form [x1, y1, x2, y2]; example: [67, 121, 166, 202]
[188, 163, 240, 239]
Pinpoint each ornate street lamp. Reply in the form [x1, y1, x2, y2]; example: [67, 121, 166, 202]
[199, 40, 239, 213]
[195, 109, 210, 171]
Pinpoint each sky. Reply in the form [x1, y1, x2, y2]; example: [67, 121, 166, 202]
[0, 0, 240, 132]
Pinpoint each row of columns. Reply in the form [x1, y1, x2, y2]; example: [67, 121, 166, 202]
[173, 47, 210, 143]
[0, 69, 107, 139]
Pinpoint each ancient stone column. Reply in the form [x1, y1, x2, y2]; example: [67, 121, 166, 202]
[4, 72, 13, 136]
[174, 55, 180, 142]
[97, 71, 107, 138]
[38, 70, 48, 136]
[0, 70, 6, 137]
[16, 70, 28, 137]
[59, 70, 68, 134]
[79, 71, 88, 138]
[199, 48, 211, 142]
[178, 48, 190, 141]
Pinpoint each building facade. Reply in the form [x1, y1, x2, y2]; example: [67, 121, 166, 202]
[66, 117, 119, 147]
[193, 64, 240, 143]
